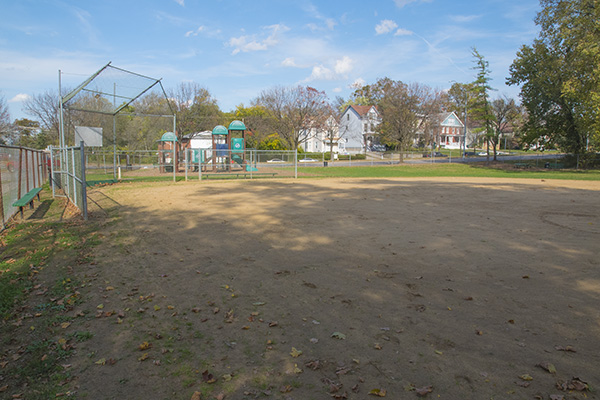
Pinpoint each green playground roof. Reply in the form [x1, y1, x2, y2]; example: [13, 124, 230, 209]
[212, 125, 228, 135]
[228, 120, 246, 131]
[160, 131, 177, 142]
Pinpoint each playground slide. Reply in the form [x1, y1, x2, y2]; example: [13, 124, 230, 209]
[231, 154, 258, 172]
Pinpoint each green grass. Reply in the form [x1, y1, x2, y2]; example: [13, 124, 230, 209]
[298, 163, 600, 180]
[0, 191, 103, 398]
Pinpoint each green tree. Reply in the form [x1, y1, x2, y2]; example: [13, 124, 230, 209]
[233, 104, 274, 148]
[507, 0, 600, 153]
[470, 48, 495, 159]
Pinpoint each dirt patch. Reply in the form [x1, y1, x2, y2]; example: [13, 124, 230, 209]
[60, 178, 600, 399]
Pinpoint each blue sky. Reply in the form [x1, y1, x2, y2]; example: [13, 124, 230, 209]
[1, 0, 540, 122]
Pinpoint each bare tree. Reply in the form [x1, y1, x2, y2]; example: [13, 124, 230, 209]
[490, 95, 519, 160]
[23, 90, 61, 145]
[167, 82, 222, 141]
[0, 93, 11, 143]
[254, 85, 330, 150]
[379, 81, 441, 160]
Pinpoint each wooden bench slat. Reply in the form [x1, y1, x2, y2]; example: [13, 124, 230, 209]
[13, 188, 42, 207]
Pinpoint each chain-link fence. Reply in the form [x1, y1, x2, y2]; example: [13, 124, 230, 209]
[0, 145, 48, 227]
[49, 144, 87, 219]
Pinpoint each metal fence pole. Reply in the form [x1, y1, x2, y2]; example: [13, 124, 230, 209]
[71, 148, 77, 208]
[80, 142, 88, 220]
[185, 149, 188, 182]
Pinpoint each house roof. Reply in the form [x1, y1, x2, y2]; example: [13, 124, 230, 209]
[439, 111, 464, 128]
[348, 105, 378, 117]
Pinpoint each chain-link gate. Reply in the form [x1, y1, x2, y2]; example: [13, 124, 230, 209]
[49, 143, 87, 220]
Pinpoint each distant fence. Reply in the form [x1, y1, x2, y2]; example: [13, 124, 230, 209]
[49, 143, 87, 220]
[0, 145, 49, 227]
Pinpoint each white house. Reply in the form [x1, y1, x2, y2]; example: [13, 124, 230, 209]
[300, 116, 345, 154]
[338, 105, 381, 153]
[436, 111, 465, 150]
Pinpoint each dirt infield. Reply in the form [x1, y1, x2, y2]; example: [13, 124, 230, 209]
[73, 177, 600, 399]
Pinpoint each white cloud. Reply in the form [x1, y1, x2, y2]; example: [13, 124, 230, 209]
[394, 0, 433, 7]
[281, 57, 298, 67]
[334, 56, 353, 75]
[307, 65, 334, 81]
[332, 87, 342, 93]
[449, 14, 481, 23]
[228, 24, 289, 55]
[304, 56, 354, 82]
[394, 28, 413, 36]
[173, 0, 184, 5]
[9, 93, 31, 103]
[350, 78, 365, 89]
[185, 26, 205, 37]
[375, 20, 398, 35]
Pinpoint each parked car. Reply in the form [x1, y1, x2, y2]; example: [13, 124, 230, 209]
[266, 158, 285, 163]
[299, 157, 318, 162]
[423, 152, 448, 158]
[370, 145, 386, 152]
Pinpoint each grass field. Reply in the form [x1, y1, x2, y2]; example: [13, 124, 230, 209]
[1, 172, 599, 399]
[85, 162, 600, 183]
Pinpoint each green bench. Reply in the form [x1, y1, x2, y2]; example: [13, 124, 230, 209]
[12, 188, 42, 219]
[203, 172, 277, 179]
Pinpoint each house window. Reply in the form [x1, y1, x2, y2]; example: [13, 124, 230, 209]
[347, 114, 349, 121]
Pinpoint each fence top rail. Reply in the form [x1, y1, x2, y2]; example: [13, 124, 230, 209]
[0, 144, 48, 153]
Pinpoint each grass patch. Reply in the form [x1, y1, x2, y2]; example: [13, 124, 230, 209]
[0, 192, 102, 398]
[298, 163, 600, 180]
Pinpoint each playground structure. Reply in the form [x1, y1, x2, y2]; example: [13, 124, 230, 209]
[162, 120, 259, 174]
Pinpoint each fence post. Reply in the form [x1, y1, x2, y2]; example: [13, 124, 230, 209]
[185, 149, 188, 182]
[80, 142, 88, 220]
[0, 160, 5, 228]
[17, 148, 23, 199]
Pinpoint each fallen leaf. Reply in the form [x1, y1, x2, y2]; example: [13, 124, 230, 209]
[61, 322, 71, 329]
[290, 347, 303, 358]
[368, 388, 387, 397]
[222, 374, 232, 382]
[252, 302, 266, 306]
[201, 369, 216, 383]
[139, 342, 152, 351]
[138, 353, 149, 361]
[279, 385, 292, 393]
[95, 358, 106, 365]
[537, 362, 557, 374]
[549, 395, 565, 400]
[305, 360, 322, 370]
[191, 307, 201, 313]
[106, 286, 114, 291]
[190, 391, 202, 400]
[0, 385, 8, 392]
[153, 305, 161, 311]
[293, 364, 303, 374]
[331, 332, 346, 340]
[97, 304, 104, 309]
[415, 385, 433, 397]
[519, 374, 533, 381]
[554, 345, 576, 352]
[515, 381, 530, 388]
[434, 350, 443, 355]
[374, 343, 382, 350]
